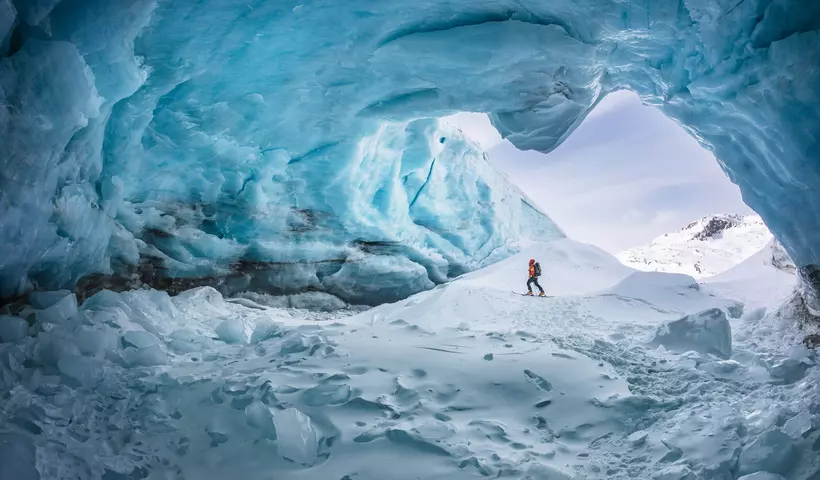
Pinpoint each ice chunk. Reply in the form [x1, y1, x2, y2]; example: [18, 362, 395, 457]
[746, 409, 781, 436]
[768, 358, 808, 385]
[215, 318, 252, 344]
[738, 429, 798, 476]
[737, 473, 786, 480]
[122, 330, 161, 349]
[783, 411, 812, 439]
[34, 332, 79, 367]
[627, 430, 648, 446]
[58, 354, 104, 386]
[250, 320, 282, 344]
[323, 254, 436, 305]
[123, 345, 168, 367]
[224, 297, 267, 310]
[288, 292, 347, 311]
[74, 326, 117, 356]
[699, 359, 744, 377]
[522, 463, 571, 480]
[28, 290, 72, 309]
[167, 328, 210, 353]
[273, 408, 318, 465]
[649, 308, 731, 359]
[784, 345, 813, 364]
[0, 315, 28, 342]
[0, 434, 39, 480]
[245, 401, 277, 439]
[652, 465, 696, 480]
[35, 293, 78, 324]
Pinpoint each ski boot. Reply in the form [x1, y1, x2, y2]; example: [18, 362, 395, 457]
[539, 292, 546, 297]
[525, 291, 534, 296]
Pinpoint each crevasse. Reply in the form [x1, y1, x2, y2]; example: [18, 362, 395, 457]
[1, 0, 819, 305]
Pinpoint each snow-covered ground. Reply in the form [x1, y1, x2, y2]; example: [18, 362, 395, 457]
[617, 214, 773, 279]
[1, 238, 818, 479]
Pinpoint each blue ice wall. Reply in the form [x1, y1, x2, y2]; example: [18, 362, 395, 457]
[1, 0, 819, 304]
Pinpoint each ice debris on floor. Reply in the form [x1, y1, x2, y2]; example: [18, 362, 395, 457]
[649, 308, 733, 359]
[0, 239, 818, 479]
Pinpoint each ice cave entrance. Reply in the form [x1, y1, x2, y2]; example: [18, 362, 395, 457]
[445, 90, 754, 255]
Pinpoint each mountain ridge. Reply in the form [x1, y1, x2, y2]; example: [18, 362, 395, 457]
[616, 213, 777, 279]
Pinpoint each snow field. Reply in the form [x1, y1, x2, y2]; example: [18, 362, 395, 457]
[0, 238, 817, 479]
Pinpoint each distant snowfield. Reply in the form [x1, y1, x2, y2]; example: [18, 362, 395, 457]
[4, 237, 818, 480]
[617, 214, 773, 279]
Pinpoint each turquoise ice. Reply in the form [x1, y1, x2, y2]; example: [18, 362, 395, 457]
[1, 0, 819, 304]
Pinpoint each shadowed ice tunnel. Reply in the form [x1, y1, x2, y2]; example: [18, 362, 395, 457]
[1, 0, 820, 308]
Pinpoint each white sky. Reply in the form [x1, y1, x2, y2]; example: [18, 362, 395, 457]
[443, 91, 754, 253]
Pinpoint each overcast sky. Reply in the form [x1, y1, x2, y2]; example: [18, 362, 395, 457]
[444, 91, 754, 253]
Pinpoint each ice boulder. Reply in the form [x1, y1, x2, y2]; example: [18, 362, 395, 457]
[783, 411, 813, 439]
[123, 345, 168, 367]
[245, 401, 277, 440]
[322, 254, 435, 305]
[768, 357, 809, 385]
[250, 320, 283, 344]
[35, 293, 78, 324]
[649, 308, 731, 359]
[215, 318, 253, 344]
[738, 429, 798, 476]
[122, 330, 161, 349]
[0, 316, 28, 342]
[273, 408, 318, 465]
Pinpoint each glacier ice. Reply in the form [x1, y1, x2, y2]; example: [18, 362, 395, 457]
[1, 0, 820, 306]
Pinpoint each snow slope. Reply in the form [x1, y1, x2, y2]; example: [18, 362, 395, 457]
[617, 214, 773, 278]
[1, 237, 817, 480]
[702, 240, 798, 311]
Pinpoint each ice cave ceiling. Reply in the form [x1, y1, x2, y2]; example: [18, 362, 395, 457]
[0, 0, 818, 306]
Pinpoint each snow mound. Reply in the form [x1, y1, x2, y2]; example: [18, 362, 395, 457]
[703, 240, 797, 310]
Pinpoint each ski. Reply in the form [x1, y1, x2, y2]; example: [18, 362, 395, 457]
[511, 291, 552, 298]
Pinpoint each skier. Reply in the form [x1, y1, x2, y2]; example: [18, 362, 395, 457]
[526, 258, 545, 296]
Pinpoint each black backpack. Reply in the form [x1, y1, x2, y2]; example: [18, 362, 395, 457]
[534, 262, 541, 277]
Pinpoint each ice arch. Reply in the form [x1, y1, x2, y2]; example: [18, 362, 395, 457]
[1, 0, 819, 307]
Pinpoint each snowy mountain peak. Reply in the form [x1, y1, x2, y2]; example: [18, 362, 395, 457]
[617, 214, 774, 279]
[685, 214, 745, 241]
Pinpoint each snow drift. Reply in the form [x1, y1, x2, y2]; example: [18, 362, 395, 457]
[2, 0, 820, 308]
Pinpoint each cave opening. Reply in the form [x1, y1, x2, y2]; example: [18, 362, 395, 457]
[446, 90, 758, 258]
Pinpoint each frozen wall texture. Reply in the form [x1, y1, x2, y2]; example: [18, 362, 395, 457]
[0, 0, 819, 306]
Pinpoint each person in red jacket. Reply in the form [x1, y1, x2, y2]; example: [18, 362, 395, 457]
[526, 258, 545, 296]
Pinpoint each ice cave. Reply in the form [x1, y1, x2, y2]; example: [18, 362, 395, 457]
[1, 0, 819, 479]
